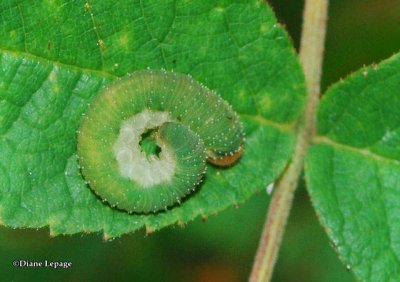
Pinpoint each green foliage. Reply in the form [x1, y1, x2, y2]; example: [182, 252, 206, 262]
[2, 0, 400, 280]
[0, 0, 305, 237]
[306, 53, 400, 281]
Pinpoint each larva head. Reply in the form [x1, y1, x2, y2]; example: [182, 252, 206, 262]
[77, 70, 244, 213]
[207, 145, 244, 167]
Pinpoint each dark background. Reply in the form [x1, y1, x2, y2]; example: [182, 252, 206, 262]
[2, 0, 400, 281]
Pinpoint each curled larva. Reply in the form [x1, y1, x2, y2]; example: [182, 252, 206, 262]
[77, 70, 244, 213]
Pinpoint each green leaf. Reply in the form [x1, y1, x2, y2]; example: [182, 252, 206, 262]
[0, 0, 305, 237]
[306, 53, 400, 280]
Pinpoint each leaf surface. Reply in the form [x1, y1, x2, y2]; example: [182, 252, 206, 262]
[0, 0, 305, 237]
[306, 53, 400, 281]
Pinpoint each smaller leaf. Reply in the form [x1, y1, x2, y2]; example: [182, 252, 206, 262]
[306, 53, 400, 281]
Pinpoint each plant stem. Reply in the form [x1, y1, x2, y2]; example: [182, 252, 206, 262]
[249, 1, 329, 281]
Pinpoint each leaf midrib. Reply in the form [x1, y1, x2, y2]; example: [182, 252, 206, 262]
[0, 47, 297, 134]
[314, 135, 400, 165]
[0, 47, 116, 80]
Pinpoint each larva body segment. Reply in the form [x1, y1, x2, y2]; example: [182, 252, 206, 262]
[78, 70, 244, 213]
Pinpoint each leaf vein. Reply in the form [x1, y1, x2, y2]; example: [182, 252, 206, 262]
[314, 135, 400, 165]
